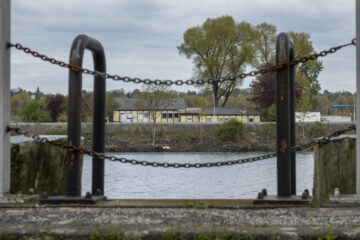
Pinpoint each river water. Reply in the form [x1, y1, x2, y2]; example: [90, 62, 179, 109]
[81, 152, 314, 199]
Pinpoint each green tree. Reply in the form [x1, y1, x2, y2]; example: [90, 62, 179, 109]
[135, 85, 177, 146]
[178, 16, 256, 107]
[21, 99, 51, 122]
[106, 93, 119, 122]
[253, 22, 277, 66]
[289, 32, 323, 102]
[215, 119, 244, 142]
[11, 91, 31, 117]
[81, 92, 93, 122]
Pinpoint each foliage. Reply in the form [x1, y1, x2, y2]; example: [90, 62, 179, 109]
[46, 94, 65, 121]
[261, 123, 276, 144]
[21, 99, 51, 122]
[81, 92, 94, 122]
[135, 85, 178, 145]
[11, 91, 31, 116]
[178, 16, 256, 107]
[184, 95, 211, 108]
[261, 104, 276, 122]
[106, 93, 119, 122]
[215, 119, 244, 142]
[289, 31, 323, 106]
[249, 63, 302, 109]
[309, 122, 327, 139]
[253, 22, 277, 66]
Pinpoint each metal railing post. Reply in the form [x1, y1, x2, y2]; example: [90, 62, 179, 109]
[289, 40, 296, 195]
[0, 0, 11, 196]
[67, 34, 106, 197]
[275, 33, 295, 197]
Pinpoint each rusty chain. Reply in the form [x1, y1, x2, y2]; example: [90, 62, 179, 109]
[7, 38, 356, 86]
[291, 124, 356, 152]
[6, 125, 355, 168]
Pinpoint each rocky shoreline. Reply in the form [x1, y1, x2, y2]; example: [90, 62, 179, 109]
[84, 133, 278, 153]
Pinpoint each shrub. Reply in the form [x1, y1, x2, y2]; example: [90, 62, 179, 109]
[308, 121, 327, 138]
[261, 123, 276, 144]
[215, 119, 244, 142]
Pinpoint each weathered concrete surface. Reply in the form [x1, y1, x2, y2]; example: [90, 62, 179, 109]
[1, 203, 360, 239]
[10, 135, 77, 195]
[314, 135, 356, 201]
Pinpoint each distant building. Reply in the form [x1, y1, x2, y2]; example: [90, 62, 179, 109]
[295, 111, 321, 122]
[113, 98, 261, 123]
[321, 115, 352, 123]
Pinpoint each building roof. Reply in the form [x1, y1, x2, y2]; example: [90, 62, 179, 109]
[115, 98, 186, 110]
[202, 107, 260, 115]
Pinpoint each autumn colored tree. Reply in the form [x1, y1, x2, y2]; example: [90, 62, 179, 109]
[249, 63, 302, 109]
[46, 94, 65, 121]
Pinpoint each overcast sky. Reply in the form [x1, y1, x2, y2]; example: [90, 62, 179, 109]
[10, 0, 356, 95]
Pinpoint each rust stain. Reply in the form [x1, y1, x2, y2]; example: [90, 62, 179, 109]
[70, 58, 78, 68]
[280, 139, 287, 152]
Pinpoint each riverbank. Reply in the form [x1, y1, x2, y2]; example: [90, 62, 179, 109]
[10, 122, 354, 152]
[93, 131, 277, 152]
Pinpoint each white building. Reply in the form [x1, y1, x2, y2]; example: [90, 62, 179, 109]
[321, 115, 352, 123]
[295, 111, 321, 122]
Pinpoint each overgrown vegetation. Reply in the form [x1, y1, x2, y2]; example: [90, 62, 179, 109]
[215, 119, 244, 142]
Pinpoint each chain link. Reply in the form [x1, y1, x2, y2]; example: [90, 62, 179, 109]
[291, 124, 356, 151]
[6, 124, 356, 168]
[7, 38, 356, 86]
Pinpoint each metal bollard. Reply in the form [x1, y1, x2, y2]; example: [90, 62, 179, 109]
[275, 33, 296, 197]
[67, 34, 106, 197]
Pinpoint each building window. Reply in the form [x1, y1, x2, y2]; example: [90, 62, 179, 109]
[174, 113, 179, 118]
[162, 113, 167, 119]
[205, 118, 212, 123]
[218, 118, 224, 123]
[249, 118, 254, 122]
[187, 116, 193, 122]
[168, 113, 173, 118]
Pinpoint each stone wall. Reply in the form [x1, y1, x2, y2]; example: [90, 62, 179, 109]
[10, 122, 354, 135]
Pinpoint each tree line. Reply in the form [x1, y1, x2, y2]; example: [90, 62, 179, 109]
[10, 86, 355, 123]
[10, 15, 353, 123]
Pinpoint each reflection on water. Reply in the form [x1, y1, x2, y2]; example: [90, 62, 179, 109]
[82, 152, 313, 199]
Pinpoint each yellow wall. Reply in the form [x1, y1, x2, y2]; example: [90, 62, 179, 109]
[113, 110, 261, 123]
[113, 110, 180, 123]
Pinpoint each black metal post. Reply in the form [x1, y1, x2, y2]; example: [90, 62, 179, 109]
[289, 40, 296, 195]
[275, 33, 295, 197]
[67, 34, 106, 197]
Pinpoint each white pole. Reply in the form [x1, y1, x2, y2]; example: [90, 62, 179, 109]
[356, 0, 360, 194]
[0, 0, 11, 196]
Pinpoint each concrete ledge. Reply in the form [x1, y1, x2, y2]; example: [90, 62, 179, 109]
[1, 204, 360, 239]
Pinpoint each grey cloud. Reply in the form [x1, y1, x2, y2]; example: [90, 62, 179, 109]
[10, 0, 356, 94]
